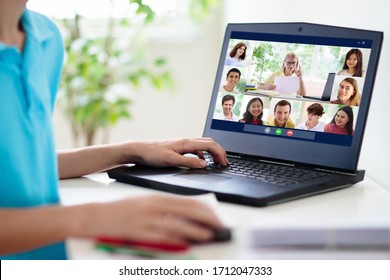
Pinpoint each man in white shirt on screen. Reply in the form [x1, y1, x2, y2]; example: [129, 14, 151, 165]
[214, 94, 239, 121]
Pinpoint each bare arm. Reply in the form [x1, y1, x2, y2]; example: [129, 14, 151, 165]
[1, 138, 227, 255]
[257, 83, 276, 90]
[0, 195, 223, 256]
[296, 70, 307, 96]
[257, 72, 276, 90]
[0, 204, 84, 255]
[58, 138, 228, 179]
[57, 143, 129, 179]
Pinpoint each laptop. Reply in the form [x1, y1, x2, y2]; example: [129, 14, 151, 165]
[304, 72, 335, 101]
[108, 22, 383, 207]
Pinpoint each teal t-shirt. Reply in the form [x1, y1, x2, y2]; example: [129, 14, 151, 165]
[0, 9, 67, 259]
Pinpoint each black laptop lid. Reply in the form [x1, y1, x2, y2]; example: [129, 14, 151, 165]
[321, 72, 335, 101]
[203, 22, 383, 172]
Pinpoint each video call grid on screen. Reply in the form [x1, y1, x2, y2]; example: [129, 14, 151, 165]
[211, 31, 373, 147]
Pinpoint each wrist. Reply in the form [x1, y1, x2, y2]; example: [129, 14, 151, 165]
[101, 141, 141, 166]
[68, 203, 101, 238]
[117, 141, 147, 165]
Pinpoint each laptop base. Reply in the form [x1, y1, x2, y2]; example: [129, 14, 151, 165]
[107, 165, 365, 207]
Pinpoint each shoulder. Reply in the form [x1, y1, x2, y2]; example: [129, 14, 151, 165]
[26, 9, 54, 25]
[225, 57, 243, 67]
[286, 118, 295, 128]
[24, 10, 62, 38]
[225, 58, 231, 65]
[266, 116, 275, 125]
[213, 112, 224, 120]
[313, 122, 325, 131]
[22, 10, 63, 54]
[295, 123, 307, 130]
[272, 70, 284, 76]
[324, 122, 335, 131]
[264, 71, 281, 84]
[24, 10, 64, 103]
[324, 123, 330, 132]
[270, 70, 285, 79]
[220, 85, 227, 92]
[337, 69, 353, 76]
[225, 57, 234, 65]
[325, 122, 335, 128]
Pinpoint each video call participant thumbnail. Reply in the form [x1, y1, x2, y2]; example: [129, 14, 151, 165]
[267, 100, 295, 128]
[214, 94, 239, 121]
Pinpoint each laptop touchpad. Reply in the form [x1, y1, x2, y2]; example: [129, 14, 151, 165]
[174, 171, 231, 184]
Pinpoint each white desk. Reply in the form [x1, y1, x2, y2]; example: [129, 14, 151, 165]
[59, 173, 390, 260]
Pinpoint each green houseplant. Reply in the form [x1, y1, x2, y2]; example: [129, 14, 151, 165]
[251, 43, 281, 85]
[59, 0, 219, 146]
[59, 1, 173, 146]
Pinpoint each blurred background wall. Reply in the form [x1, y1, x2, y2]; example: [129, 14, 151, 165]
[50, 0, 389, 188]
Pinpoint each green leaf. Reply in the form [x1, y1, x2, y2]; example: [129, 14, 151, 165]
[154, 57, 166, 66]
[130, 0, 155, 24]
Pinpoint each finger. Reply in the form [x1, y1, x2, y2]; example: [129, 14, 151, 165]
[124, 226, 188, 245]
[197, 151, 205, 160]
[158, 196, 223, 229]
[121, 196, 221, 244]
[157, 217, 215, 243]
[128, 218, 215, 245]
[174, 154, 208, 168]
[177, 139, 228, 166]
[182, 151, 205, 160]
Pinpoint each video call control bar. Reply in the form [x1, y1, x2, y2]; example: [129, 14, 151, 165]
[243, 125, 316, 140]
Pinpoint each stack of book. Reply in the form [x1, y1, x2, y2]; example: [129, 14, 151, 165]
[245, 84, 257, 92]
[95, 237, 194, 259]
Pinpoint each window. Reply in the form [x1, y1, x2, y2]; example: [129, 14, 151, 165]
[27, 0, 202, 41]
[27, 0, 179, 19]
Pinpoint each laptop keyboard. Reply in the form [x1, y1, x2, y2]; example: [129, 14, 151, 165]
[206, 156, 331, 186]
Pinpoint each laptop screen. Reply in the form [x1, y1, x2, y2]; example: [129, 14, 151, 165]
[203, 23, 382, 172]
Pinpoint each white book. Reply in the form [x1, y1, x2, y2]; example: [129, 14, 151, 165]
[251, 226, 390, 248]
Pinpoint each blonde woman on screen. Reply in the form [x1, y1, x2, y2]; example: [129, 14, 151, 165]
[257, 52, 307, 96]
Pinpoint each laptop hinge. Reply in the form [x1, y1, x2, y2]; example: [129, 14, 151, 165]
[314, 167, 356, 176]
[227, 154, 296, 167]
[258, 159, 295, 167]
[226, 154, 242, 159]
